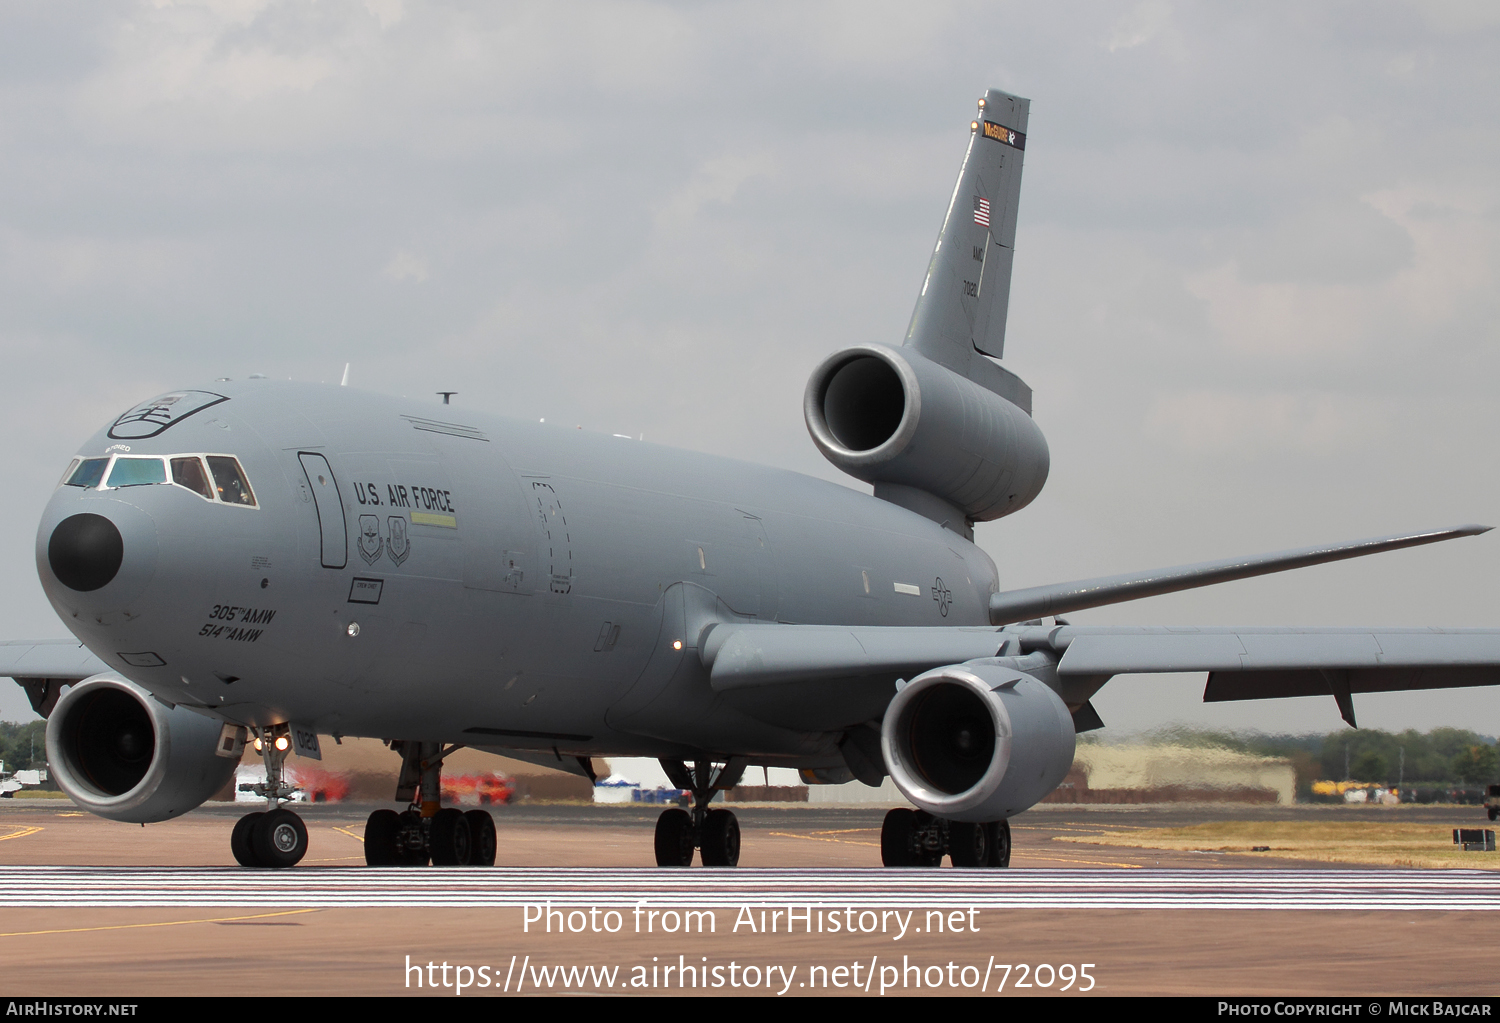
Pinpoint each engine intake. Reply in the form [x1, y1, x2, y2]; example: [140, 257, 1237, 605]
[881, 662, 1075, 822]
[805, 345, 1049, 523]
[46, 675, 238, 823]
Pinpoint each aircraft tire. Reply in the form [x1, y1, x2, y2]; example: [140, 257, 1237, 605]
[985, 820, 1011, 868]
[949, 820, 988, 867]
[880, 808, 920, 867]
[700, 808, 740, 867]
[398, 810, 430, 866]
[364, 809, 402, 866]
[1488, 808, 1498, 822]
[653, 808, 695, 867]
[252, 808, 308, 869]
[464, 810, 497, 866]
[429, 807, 472, 866]
[231, 812, 263, 868]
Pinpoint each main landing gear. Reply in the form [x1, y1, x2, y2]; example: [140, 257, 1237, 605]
[362, 741, 498, 867]
[232, 724, 311, 869]
[879, 808, 1011, 868]
[653, 758, 747, 867]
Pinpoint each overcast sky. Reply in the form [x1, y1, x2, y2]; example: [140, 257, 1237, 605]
[1, 1, 1497, 735]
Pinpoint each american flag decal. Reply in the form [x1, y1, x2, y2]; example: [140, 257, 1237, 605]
[973, 196, 991, 227]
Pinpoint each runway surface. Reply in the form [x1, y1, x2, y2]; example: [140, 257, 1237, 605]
[4, 803, 1500, 995]
[4, 865, 1499, 911]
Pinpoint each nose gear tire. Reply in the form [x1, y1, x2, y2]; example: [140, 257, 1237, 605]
[231, 812, 264, 868]
[251, 809, 308, 869]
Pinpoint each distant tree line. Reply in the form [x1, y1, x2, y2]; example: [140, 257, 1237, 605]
[0, 720, 46, 775]
[1101, 725, 1500, 796]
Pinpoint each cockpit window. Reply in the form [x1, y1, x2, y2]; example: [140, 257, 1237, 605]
[170, 456, 214, 500]
[106, 457, 168, 488]
[58, 452, 258, 508]
[207, 456, 256, 506]
[64, 458, 109, 489]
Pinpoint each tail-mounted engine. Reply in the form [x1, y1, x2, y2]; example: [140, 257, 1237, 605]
[46, 675, 238, 823]
[880, 662, 1075, 822]
[804, 344, 1048, 529]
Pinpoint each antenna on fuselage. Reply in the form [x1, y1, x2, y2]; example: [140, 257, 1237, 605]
[340, 363, 351, 387]
[437, 392, 456, 405]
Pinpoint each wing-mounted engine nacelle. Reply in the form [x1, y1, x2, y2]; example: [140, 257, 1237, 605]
[881, 662, 1075, 822]
[804, 345, 1049, 523]
[46, 674, 238, 824]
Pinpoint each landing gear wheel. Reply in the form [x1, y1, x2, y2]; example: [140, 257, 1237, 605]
[251, 808, 308, 869]
[464, 810, 497, 866]
[398, 810, 429, 866]
[1488, 807, 1498, 822]
[949, 820, 989, 867]
[654, 808, 695, 867]
[364, 809, 402, 866]
[700, 809, 740, 867]
[231, 812, 263, 867]
[985, 820, 1011, 868]
[430, 807, 473, 866]
[881, 808, 920, 867]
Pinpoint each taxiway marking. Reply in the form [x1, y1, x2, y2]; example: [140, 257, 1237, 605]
[0, 826, 42, 842]
[0, 908, 318, 938]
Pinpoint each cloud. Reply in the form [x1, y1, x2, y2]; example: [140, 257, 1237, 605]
[381, 249, 428, 283]
[1142, 389, 1392, 457]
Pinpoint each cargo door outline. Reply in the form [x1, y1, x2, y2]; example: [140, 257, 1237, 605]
[298, 452, 348, 569]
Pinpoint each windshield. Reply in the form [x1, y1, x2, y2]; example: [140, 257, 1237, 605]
[58, 452, 258, 508]
[106, 457, 167, 488]
[64, 458, 109, 489]
[207, 456, 256, 506]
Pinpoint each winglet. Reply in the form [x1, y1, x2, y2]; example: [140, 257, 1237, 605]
[990, 524, 1493, 625]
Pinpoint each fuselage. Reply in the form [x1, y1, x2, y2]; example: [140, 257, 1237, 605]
[36, 380, 999, 765]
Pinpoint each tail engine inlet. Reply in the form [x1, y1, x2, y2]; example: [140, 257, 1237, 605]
[804, 344, 1049, 525]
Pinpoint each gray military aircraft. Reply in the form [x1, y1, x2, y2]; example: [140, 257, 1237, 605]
[6, 88, 1500, 870]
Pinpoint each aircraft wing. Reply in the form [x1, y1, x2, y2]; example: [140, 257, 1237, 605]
[1033, 624, 1500, 727]
[988, 524, 1490, 624]
[701, 622, 1500, 731]
[0, 640, 111, 716]
[700, 623, 1007, 732]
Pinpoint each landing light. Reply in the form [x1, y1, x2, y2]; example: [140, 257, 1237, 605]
[274, 735, 291, 752]
[347, 622, 361, 637]
[253, 737, 264, 752]
[673, 640, 683, 651]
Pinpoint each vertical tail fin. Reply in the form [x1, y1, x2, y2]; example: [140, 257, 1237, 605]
[904, 89, 1030, 403]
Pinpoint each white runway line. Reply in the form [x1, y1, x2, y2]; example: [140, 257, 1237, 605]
[0, 867, 1497, 910]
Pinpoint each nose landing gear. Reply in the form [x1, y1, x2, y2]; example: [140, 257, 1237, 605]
[652, 758, 746, 867]
[231, 724, 311, 869]
[362, 741, 497, 867]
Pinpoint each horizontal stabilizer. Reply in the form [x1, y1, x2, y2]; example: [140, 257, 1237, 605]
[989, 524, 1491, 625]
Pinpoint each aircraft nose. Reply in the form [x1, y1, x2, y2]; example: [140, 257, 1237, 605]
[48, 513, 126, 592]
